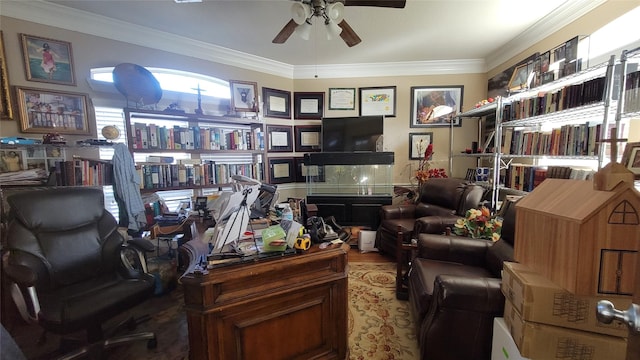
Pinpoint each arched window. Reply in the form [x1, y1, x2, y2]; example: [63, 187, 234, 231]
[90, 67, 230, 99]
[91, 68, 232, 221]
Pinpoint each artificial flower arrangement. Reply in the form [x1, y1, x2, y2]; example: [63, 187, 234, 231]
[414, 142, 448, 185]
[452, 206, 503, 241]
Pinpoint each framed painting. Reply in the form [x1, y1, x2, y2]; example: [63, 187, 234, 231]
[15, 86, 91, 134]
[621, 142, 640, 179]
[294, 125, 321, 152]
[359, 86, 396, 117]
[0, 149, 25, 173]
[20, 33, 75, 86]
[294, 92, 324, 120]
[1, 31, 13, 120]
[328, 88, 355, 110]
[410, 86, 463, 128]
[409, 132, 433, 160]
[229, 80, 258, 112]
[269, 157, 294, 184]
[266, 125, 293, 152]
[508, 63, 534, 92]
[262, 87, 291, 119]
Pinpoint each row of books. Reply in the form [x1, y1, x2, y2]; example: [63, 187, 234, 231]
[130, 123, 264, 151]
[137, 162, 263, 190]
[504, 164, 595, 192]
[504, 123, 601, 157]
[53, 158, 113, 186]
[624, 70, 640, 113]
[503, 76, 606, 121]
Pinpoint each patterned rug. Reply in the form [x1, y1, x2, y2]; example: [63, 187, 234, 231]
[13, 262, 418, 359]
[348, 262, 419, 360]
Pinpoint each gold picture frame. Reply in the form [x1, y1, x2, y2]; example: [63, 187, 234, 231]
[15, 86, 91, 134]
[20, 33, 76, 86]
[0, 31, 13, 120]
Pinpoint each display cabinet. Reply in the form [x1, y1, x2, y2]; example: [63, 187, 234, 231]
[123, 108, 266, 193]
[304, 152, 394, 229]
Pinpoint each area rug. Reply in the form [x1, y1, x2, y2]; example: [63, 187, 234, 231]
[14, 262, 418, 359]
[348, 262, 419, 360]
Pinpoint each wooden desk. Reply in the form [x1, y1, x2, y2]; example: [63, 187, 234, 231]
[180, 243, 350, 360]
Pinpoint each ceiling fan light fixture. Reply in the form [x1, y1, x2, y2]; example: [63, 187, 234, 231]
[295, 20, 313, 40]
[325, 2, 345, 23]
[325, 19, 343, 40]
[291, 2, 312, 25]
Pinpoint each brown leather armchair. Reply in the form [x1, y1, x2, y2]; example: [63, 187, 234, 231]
[375, 178, 484, 257]
[3, 187, 157, 358]
[408, 198, 518, 360]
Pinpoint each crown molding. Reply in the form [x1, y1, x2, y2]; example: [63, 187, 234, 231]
[294, 59, 486, 79]
[2, 0, 295, 78]
[3, 0, 604, 79]
[485, 0, 607, 71]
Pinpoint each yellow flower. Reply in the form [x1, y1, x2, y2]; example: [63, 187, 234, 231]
[492, 232, 501, 242]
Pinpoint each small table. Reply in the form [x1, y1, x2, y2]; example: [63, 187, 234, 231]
[395, 227, 417, 300]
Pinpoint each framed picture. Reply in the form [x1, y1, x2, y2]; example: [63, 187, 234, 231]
[294, 125, 321, 152]
[266, 125, 293, 152]
[508, 63, 534, 92]
[409, 132, 433, 160]
[269, 157, 294, 184]
[410, 86, 463, 128]
[20, 34, 75, 86]
[0, 149, 25, 173]
[229, 80, 258, 112]
[359, 86, 396, 117]
[262, 87, 291, 119]
[294, 92, 324, 120]
[15, 86, 91, 134]
[294, 157, 325, 183]
[1, 31, 13, 120]
[328, 88, 355, 110]
[621, 142, 640, 179]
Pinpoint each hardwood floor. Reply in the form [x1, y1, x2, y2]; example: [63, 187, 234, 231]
[347, 246, 392, 262]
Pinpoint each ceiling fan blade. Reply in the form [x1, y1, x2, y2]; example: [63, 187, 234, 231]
[342, 0, 406, 8]
[272, 19, 298, 44]
[338, 20, 362, 47]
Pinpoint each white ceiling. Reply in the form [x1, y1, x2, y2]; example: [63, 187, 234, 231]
[6, 0, 605, 77]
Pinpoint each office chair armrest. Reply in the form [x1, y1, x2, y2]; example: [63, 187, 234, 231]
[121, 238, 155, 276]
[128, 238, 156, 253]
[4, 263, 37, 287]
[4, 264, 41, 324]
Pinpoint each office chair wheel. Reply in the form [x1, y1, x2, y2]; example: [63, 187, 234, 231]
[147, 337, 157, 349]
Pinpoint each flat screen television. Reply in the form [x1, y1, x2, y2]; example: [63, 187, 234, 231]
[321, 116, 384, 152]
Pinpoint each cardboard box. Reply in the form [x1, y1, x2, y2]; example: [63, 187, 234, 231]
[358, 230, 378, 253]
[491, 318, 530, 360]
[502, 261, 631, 337]
[503, 299, 627, 360]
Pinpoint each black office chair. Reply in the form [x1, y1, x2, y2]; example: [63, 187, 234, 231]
[3, 187, 157, 359]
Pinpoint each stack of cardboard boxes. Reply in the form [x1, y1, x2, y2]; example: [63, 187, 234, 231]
[493, 177, 640, 359]
[499, 262, 630, 359]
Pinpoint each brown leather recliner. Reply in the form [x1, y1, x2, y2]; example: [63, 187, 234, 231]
[407, 198, 518, 360]
[375, 178, 485, 257]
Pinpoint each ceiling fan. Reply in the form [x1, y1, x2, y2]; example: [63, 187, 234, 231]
[272, 0, 406, 47]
